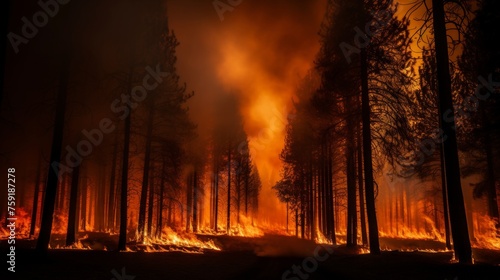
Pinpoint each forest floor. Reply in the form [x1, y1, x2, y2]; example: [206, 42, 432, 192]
[2, 233, 499, 280]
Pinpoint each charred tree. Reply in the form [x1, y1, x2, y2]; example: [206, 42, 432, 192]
[66, 165, 80, 246]
[346, 94, 358, 247]
[147, 162, 155, 236]
[30, 157, 42, 238]
[107, 133, 119, 231]
[227, 146, 231, 233]
[118, 69, 134, 251]
[431, 0, 472, 264]
[193, 169, 198, 233]
[36, 51, 71, 254]
[357, 124, 368, 245]
[137, 98, 155, 240]
[360, 47, 380, 254]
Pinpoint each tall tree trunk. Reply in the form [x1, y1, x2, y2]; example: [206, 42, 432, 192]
[214, 167, 219, 232]
[227, 147, 231, 233]
[309, 159, 315, 240]
[236, 170, 241, 224]
[318, 150, 324, 235]
[66, 165, 80, 246]
[147, 162, 155, 236]
[286, 202, 289, 233]
[81, 176, 87, 231]
[97, 166, 106, 231]
[357, 124, 368, 245]
[57, 174, 67, 214]
[30, 157, 42, 238]
[36, 53, 71, 254]
[327, 144, 336, 244]
[118, 69, 134, 251]
[406, 185, 411, 229]
[186, 171, 193, 232]
[137, 100, 155, 240]
[245, 160, 249, 216]
[431, 0, 472, 264]
[295, 209, 298, 237]
[346, 116, 358, 247]
[360, 47, 380, 254]
[156, 158, 166, 238]
[108, 133, 119, 231]
[193, 169, 198, 233]
[346, 96, 358, 247]
[483, 114, 500, 230]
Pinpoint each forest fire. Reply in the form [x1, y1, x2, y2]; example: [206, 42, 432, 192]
[136, 227, 220, 252]
[1, 0, 500, 279]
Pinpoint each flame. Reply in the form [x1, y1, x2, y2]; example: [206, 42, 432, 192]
[134, 226, 220, 252]
[0, 207, 33, 239]
[51, 234, 91, 250]
[50, 211, 68, 235]
[314, 228, 331, 245]
[229, 223, 264, 238]
[471, 213, 500, 250]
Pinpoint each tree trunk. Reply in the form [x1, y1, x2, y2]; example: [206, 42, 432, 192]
[137, 100, 155, 240]
[30, 157, 42, 238]
[431, 0, 472, 264]
[295, 209, 298, 237]
[156, 159, 166, 238]
[36, 53, 71, 254]
[245, 160, 249, 216]
[357, 124, 368, 245]
[66, 165, 80, 246]
[346, 95, 358, 247]
[309, 159, 315, 240]
[118, 69, 133, 251]
[81, 176, 87, 231]
[236, 169, 241, 225]
[483, 114, 500, 230]
[186, 171, 193, 232]
[214, 167, 219, 232]
[147, 162, 155, 236]
[360, 47, 380, 254]
[327, 144, 336, 244]
[108, 133, 119, 231]
[193, 169, 198, 233]
[227, 147, 231, 233]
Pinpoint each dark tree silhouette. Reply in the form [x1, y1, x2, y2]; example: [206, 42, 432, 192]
[431, 0, 472, 264]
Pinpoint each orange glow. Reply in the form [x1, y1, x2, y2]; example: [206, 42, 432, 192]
[0, 207, 31, 239]
[471, 213, 500, 250]
[209, 2, 325, 225]
[137, 226, 220, 252]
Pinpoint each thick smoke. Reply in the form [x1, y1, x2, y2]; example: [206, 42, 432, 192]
[168, 0, 326, 223]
